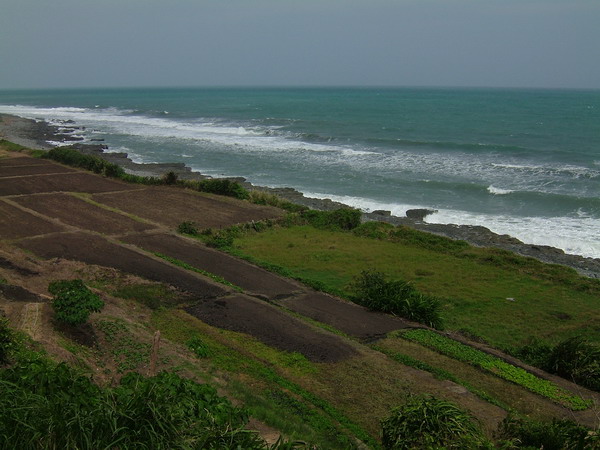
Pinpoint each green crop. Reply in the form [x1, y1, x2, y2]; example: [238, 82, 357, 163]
[401, 329, 591, 411]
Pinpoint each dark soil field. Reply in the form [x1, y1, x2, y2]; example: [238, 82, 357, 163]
[186, 293, 358, 362]
[12, 193, 157, 235]
[17, 232, 228, 299]
[0, 201, 66, 238]
[0, 171, 138, 196]
[122, 232, 301, 299]
[0, 161, 77, 177]
[278, 292, 409, 341]
[92, 187, 284, 229]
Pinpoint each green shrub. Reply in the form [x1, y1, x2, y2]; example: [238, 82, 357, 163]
[381, 395, 486, 449]
[187, 336, 210, 358]
[0, 139, 28, 151]
[43, 147, 125, 178]
[301, 208, 362, 231]
[49, 280, 104, 326]
[351, 270, 444, 329]
[353, 221, 396, 239]
[195, 178, 249, 200]
[547, 336, 600, 392]
[0, 360, 269, 449]
[177, 220, 199, 235]
[162, 170, 179, 185]
[247, 190, 306, 212]
[513, 336, 600, 392]
[0, 318, 14, 364]
[499, 415, 595, 450]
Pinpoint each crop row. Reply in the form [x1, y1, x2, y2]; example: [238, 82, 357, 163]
[400, 329, 591, 411]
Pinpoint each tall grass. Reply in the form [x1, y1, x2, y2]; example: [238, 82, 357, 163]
[350, 270, 444, 329]
[381, 395, 488, 449]
[0, 357, 271, 449]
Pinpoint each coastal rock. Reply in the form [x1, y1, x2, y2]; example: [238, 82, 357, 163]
[406, 209, 437, 221]
[372, 210, 391, 216]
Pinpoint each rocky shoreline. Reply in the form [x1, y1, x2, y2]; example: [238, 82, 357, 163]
[2, 113, 599, 278]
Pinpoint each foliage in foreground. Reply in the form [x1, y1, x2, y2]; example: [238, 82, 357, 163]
[0, 358, 272, 449]
[351, 270, 444, 329]
[514, 336, 600, 392]
[0, 317, 14, 364]
[48, 279, 104, 326]
[381, 395, 487, 449]
[401, 329, 591, 411]
[498, 415, 597, 450]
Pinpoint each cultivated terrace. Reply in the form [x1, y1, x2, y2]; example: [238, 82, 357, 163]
[1, 141, 599, 449]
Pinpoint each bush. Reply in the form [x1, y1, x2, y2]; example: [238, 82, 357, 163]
[196, 178, 249, 200]
[301, 208, 362, 231]
[49, 280, 104, 326]
[177, 220, 198, 235]
[513, 336, 600, 392]
[353, 221, 396, 239]
[351, 270, 444, 329]
[499, 415, 595, 450]
[44, 147, 125, 178]
[187, 336, 210, 358]
[381, 395, 486, 449]
[0, 360, 269, 449]
[547, 336, 600, 392]
[162, 170, 179, 185]
[0, 318, 14, 364]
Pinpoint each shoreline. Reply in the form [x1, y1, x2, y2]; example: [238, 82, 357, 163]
[2, 112, 599, 278]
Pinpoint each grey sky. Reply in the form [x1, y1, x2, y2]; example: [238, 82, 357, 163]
[1, 0, 599, 89]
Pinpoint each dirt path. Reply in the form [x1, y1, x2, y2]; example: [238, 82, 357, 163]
[20, 302, 43, 340]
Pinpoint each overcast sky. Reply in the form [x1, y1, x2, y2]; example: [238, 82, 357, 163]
[1, 0, 599, 90]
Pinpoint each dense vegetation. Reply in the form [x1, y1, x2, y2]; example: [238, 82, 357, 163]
[381, 394, 597, 450]
[514, 336, 600, 392]
[351, 270, 444, 329]
[400, 329, 590, 410]
[49, 279, 104, 326]
[381, 395, 486, 449]
[43, 147, 250, 199]
[0, 359, 272, 449]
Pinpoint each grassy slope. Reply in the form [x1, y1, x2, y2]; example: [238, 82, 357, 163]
[233, 225, 600, 349]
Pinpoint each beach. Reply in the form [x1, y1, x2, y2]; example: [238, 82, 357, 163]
[2, 112, 599, 278]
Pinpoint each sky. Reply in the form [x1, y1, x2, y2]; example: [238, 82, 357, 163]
[1, 0, 599, 90]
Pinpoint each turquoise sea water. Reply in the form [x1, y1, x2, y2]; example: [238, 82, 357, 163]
[0, 87, 599, 258]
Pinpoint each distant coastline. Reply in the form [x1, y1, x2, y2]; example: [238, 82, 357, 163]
[2, 112, 599, 279]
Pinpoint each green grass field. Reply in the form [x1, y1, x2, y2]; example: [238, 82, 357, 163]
[233, 225, 600, 349]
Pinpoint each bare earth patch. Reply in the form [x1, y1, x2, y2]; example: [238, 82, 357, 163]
[185, 293, 358, 363]
[17, 232, 227, 299]
[12, 193, 157, 235]
[0, 172, 139, 196]
[92, 187, 284, 229]
[0, 161, 77, 177]
[122, 232, 300, 299]
[0, 200, 66, 238]
[278, 292, 409, 341]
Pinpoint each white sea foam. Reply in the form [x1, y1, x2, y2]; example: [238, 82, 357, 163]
[426, 210, 600, 259]
[298, 191, 600, 259]
[0, 103, 375, 159]
[300, 192, 430, 218]
[487, 185, 514, 195]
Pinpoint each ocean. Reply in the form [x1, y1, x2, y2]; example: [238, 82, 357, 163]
[0, 87, 598, 258]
